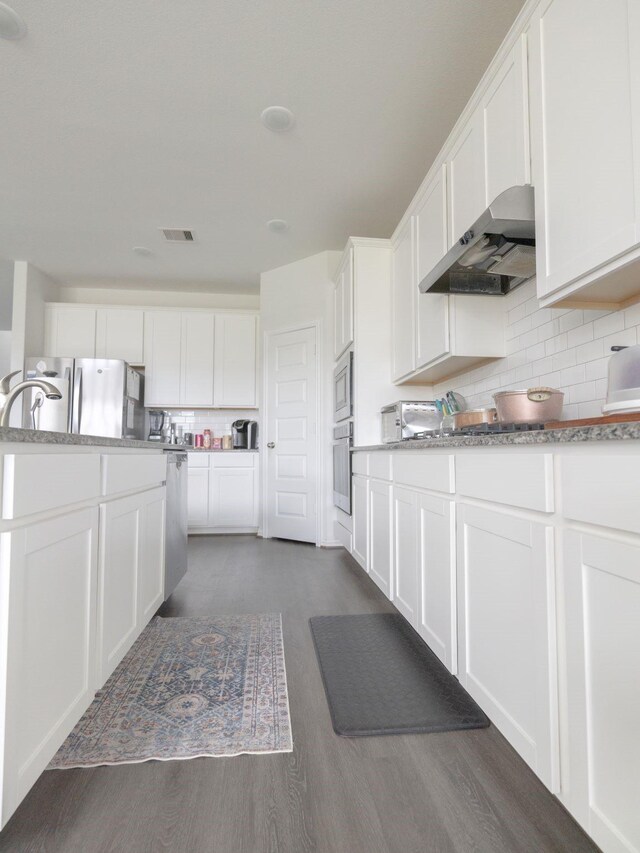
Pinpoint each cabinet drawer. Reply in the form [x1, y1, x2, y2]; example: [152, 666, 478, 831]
[101, 454, 167, 496]
[352, 452, 368, 476]
[369, 453, 392, 481]
[2, 454, 102, 520]
[562, 455, 640, 534]
[456, 453, 554, 512]
[393, 453, 454, 494]
[188, 452, 211, 468]
[211, 453, 256, 468]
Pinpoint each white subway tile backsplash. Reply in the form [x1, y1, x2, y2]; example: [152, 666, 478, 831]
[575, 338, 604, 364]
[624, 302, 640, 328]
[593, 311, 624, 339]
[602, 327, 637, 352]
[566, 322, 593, 348]
[560, 364, 586, 387]
[585, 357, 609, 381]
[552, 348, 577, 371]
[559, 310, 584, 332]
[568, 381, 596, 404]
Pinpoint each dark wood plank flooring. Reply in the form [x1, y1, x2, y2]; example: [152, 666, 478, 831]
[0, 535, 599, 853]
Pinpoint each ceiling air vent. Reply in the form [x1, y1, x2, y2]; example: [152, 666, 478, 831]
[160, 228, 195, 242]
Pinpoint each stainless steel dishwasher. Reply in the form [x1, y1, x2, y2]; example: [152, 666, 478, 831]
[164, 451, 188, 599]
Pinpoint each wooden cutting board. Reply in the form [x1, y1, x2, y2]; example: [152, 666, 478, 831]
[545, 412, 640, 429]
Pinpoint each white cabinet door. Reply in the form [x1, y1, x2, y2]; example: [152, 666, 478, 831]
[210, 466, 257, 528]
[341, 251, 354, 356]
[213, 314, 257, 407]
[143, 311, 182, 406]
[368, 479, 393, 598]
[529, 0, 637, 301]
[562, 531, 640, 853]
[391, 219, 415, 381]
[138, 487, 165, 626]
[97, 493, 143, 684]
[414, 165, 450, 368]
[418, 492, 457, 674]
[481, 33, 530, 205]
[446, 106, 486, 246]
[1, 508, 99, 829]
[457, 504, 558, 790]
[45, 306, 97, 358]
[187, 464, 211, 529]
[182, 313, 215, 407]
[351, 474, 369, 570]
[393, 486, 419, 627]
[96, 309, 144, 364]
[333, 273, 344, 360]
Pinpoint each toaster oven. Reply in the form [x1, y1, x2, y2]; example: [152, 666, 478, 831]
[381, 401, 441, 443]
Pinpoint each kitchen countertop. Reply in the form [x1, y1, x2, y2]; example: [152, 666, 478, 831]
[353, 421, 640, 451]
[185, 448, 258, 453]
[0, 426, 173, 450]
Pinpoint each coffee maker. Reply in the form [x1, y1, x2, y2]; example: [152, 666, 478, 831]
[148, 410, 167, 441]
[232, 419, 258, 449]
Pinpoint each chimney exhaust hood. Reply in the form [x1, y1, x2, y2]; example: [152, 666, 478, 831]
[418, 185, 536, 296]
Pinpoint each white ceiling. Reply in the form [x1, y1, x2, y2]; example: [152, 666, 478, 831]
[0, 0, 525, 294]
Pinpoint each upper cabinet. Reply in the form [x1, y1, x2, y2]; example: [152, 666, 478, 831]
[333, 249, 354, 360]
[529, 0, 640, 307]
[446, 105, 486, 247]
[45, 306, 97, 358]
[143, 311, 183, 406]
[95, 309, 145, 364]
[213, 313, 257, 408]
[181, 313, 215, 407]
[391, 219, 416, 382]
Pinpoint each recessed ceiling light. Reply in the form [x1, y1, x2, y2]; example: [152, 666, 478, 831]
[133, 246, 153, 257]
[266, 219, 289, 234]
[260, 106, 295, 133]
[0, 3, 27, 40]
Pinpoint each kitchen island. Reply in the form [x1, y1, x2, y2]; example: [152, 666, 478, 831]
[345, 427, 640, 853]
[0, 428, 168, 829]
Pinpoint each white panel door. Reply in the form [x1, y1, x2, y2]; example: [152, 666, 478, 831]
[447, 105, 486, 246]
[562, 531, 640, 853]
[182, 313, 215, 407]
[187, 465, 211, 528]
[45, 306, 97, 358]
[213, 314, 257, 407]
[138, 487, 166, 625]
[96, 308, 145, 364]
[418, 492, 456, 673]
[414, 165, 449, 368]
[393, 486, 419, 626]
[265, 326, 317, 543]
[368, 479, 392, 598]
[351, 474, 369, 570]
[1, 508, 99, 829]
[529, 0, 637, 299]
[457, 504, 558, 790]
[143, 311, 182, 405]
[391, 219, 415, 381]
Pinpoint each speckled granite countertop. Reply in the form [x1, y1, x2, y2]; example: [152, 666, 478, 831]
[0, 426, 172, 450]
[185, 448, 259, 453]
[353, 421, 640, 451]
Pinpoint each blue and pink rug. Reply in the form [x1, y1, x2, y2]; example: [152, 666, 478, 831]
[49, 614, 292, 769]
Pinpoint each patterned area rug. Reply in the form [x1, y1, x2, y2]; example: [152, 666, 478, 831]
[49, 614, 292, 768]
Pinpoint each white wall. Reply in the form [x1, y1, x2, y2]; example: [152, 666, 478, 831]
[432, 279, 635, 419]
[260, 250, 341, 547]
[10, 262, 61, 374]
[59, 285, 259, 311]
[0, 332, 11, 377]
[0, 259, 14, 332]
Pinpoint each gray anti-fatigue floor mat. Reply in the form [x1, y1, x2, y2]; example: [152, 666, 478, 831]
[309, 613, 490, 737]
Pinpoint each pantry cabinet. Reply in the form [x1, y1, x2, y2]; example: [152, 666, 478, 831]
[214, 313, 258, 407]
[333, 249, 354, 360]
[529, 0, 640, 307]
[187, 452, 259, 533]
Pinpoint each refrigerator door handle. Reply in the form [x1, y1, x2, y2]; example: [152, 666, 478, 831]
[72, 367, 83, 433]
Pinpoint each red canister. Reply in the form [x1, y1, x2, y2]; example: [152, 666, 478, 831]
[195, 434, 204, 448]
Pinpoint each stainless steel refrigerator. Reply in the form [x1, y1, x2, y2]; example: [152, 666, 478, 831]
[23, 357, 145, 439]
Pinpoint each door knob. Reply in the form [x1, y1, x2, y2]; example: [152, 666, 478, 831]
[267, 442, 275, 448]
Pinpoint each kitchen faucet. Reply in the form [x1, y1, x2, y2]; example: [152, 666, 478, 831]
[0, 371, 62, 428]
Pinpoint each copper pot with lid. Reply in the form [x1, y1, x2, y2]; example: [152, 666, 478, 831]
[493, 387, 564, 423]
[452, 408, 498, 429]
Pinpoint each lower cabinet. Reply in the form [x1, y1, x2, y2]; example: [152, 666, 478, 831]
[351, 474, 369, 569]
[187, 453, 259, 533]
[1, 508, 99, 826]
[562, 531, 640, 853]
[368, 479, 393, 597]
[393, 486, 420, 627]
[456, 503, 558, 790]
[98, 487, 165, 684]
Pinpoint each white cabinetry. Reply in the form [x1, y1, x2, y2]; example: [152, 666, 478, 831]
[181, 313, 215, 407]
[96, 309, 145, 364]
[391, 220, 416, 381]
[368, 479, 393, 598]
[214, 313, 257, 407]
[351, 474, 369, 570]
[45, 306, 97, 358]
[187, 452, 259, 533]
[143, 311, 182, 405]
[457, 503, 557, 789]
[333, 249, 354, 360]
[529, 0, 640, 307]
[1, 508, 99, 824]
[392, 486, 420, 627]
[446, 106, 486, 247]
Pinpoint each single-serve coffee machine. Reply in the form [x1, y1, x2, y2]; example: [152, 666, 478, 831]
[232, 419, 258, 449]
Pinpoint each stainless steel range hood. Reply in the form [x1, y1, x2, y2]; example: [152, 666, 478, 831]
[418, 185, 536, 296]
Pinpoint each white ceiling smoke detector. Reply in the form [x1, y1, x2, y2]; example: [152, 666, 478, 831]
[260, 106, 295, 133]
[266, 219, 289, 233]
[0, 3, 27, 40]
[160, 228, 195, 242]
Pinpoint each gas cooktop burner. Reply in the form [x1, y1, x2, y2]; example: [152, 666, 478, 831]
[411, 422, 545, 439]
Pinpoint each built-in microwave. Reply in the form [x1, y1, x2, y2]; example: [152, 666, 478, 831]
[334, 351, 353, 422]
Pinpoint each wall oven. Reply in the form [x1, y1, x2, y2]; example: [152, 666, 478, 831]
[333, 421, 353, 514]
[334, 351, 353, 422]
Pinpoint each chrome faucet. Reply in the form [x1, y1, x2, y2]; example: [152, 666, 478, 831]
[0, 371, 63, 428]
